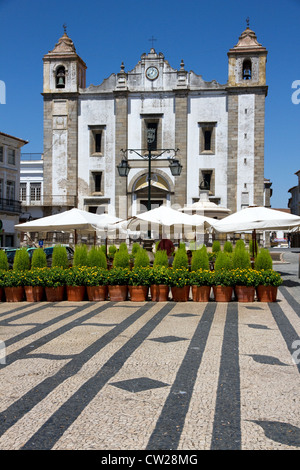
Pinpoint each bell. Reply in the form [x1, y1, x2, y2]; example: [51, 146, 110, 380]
[57, 76, 65, 87]
[243, 68, 251, 80]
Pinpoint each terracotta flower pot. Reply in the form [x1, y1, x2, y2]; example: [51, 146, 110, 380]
[150, 285, 169, 302]
[4, 286, 25, 302]
[24, 285, 45, 302]
[108, 285, 128, 301]
[213, 286, 233, 302]
[256, 285, 278, 302]
[129, 286, 148, 302]
[0, 287, 3, 301]
[87, 285, 108, 301]
[171, 286, 190, 302]
[45, 286, 65, 302]
[66, 285, 86, 301]
[235, 285, 255, 302]
[192, 285, 211, 302]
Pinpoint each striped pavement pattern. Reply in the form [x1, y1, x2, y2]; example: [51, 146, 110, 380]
[0, 284, 299, 450]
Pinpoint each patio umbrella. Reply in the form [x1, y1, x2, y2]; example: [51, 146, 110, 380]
[15, 208, 121, 244]
[212, 206, 300, 233]
[212, 206, 300, 259]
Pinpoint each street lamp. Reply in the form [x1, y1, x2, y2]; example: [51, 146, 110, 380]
[117, 128, 181, 238]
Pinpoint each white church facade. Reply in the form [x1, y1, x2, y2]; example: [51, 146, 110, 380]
[42, 26, 269, 220]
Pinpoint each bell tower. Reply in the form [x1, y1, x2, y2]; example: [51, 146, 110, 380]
[226, 23, 268, 213]
[227, 22, 268, 87]
[42, 27, 87, 214]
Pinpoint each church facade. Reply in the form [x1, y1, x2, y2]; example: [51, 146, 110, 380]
[42, 26, 268, 219]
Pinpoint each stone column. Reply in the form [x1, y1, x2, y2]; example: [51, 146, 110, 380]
[253, 92, 266, 207]
[173, 91, 188, 209]
[227, 92, 239, 213]
[114, 92, 128, 219]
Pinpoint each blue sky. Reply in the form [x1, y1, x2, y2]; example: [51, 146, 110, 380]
[0, 0, 299, 209]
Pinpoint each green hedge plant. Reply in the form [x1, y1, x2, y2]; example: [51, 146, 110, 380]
[73, 244, 88, 267]
[31, 248, 47, 269]
[153, 250, 169, 268]
[134, 248, 149, 267]
[13, 248, 30, 271]
[214, 251, 233, 271]
[52, 245, 69, 269]
[191, 246, 209, 271]
[254, 248, 273, 270]
[172, 247, 189, 269]
[87, 246, 107, 268]
[0, 250, 9, 270]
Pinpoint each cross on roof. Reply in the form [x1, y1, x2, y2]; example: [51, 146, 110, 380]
[148, 36, 157, 49]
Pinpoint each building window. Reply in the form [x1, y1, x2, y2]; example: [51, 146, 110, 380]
[199, 123, 216, 154]
[30, 183, 41, 201]
[7, 149, 15, 165]
[91, 172, 103, 194]
[0, 147, 3, 162]
[6, 181, 15, 202]
[20, 183, 27, 202]
[56, 66, 66, 88]
[89, 126, 105, 155]
[199, 169, 215, 195]
[0, 179, 3, 200]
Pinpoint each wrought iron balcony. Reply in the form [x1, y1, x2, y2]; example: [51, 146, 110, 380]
[0, 198, 22, 214]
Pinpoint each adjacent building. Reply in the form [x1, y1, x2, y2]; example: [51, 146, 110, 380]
[0, 132, 28, 247]
[42, 26, 269, 220]
[288, 170, 300, 216]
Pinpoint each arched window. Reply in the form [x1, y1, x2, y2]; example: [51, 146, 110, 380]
[56, 66, 66, 88]
[242, 59, 252, 80]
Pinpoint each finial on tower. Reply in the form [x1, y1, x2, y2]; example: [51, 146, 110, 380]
[246, 17, 250, 28]
[63, 23, 67, 34]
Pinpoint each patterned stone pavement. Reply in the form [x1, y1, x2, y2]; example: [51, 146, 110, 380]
[0, 250, 299, 451]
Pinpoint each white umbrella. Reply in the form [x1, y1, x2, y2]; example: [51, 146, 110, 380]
[212, 206, 300, 233]
[15, 208, 121, 232]
[15, 208, 122, 244]
[127, 205, 212, 227]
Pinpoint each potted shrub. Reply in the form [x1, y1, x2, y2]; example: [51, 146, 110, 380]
[169, 268, 190, 302]
[107, 267, 130, 301]
[43, 267, 66, 301]
[0, 251, 8, 301]
[65, 267, 87, 301]
[153, 249, 169, 268]
[212, 240, 221, 254]
[87, 246, 107, 269]
[128, 266, 151, 301]
[23, 268, 46, 302]
[223, 241, 233, 253]
[214, 251, 233, 271]
[13, 248, 30, 271]
[232, 268, 260, 302]
[254, 248, 273, 270]
[191, 246, 210, 271]
[172, 247, 189, 270]
[211, 269, 234, 302]
[52, 245, 69, 269]
[133, 248, 149, 268]
[85, 267, 108, 301]
[31, 248, 47, 269]
[73, 244, 88, 267]
[113, 247, 130, 269]
[0, 250, 9, 271]
[190, 269, 213, 302]
[3, 270, 26, 302]
[232, 246, 251, 269]
[150, 265, 170, 301]
[256, 269, 282, 302]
